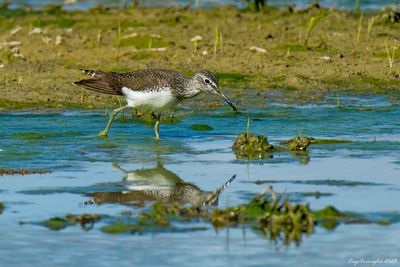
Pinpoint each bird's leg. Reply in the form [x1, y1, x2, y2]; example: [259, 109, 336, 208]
[98, 105, 128, 137]
[154, 114, 161, 140]
[112, 163, 129, 174]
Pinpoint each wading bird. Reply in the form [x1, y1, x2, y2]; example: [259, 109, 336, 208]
[74, 69, 237, 139]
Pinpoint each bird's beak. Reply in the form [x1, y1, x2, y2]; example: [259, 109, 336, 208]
[211, 87, 237, 112]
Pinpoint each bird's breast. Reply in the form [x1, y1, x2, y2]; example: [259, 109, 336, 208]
[121, 87, 178, 112]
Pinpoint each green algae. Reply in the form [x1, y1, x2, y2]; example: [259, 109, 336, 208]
[114, 116, 136, 124]
[42, 217, 71, 231]
[0, 202, 3, 214]
[232, 133, 274, 159]
[96, 143, 119, 149]
[101, 222, 136, 234]
[130, 111, 180, 124]
[11, 131, 80, 140]
[189, 124, 214, 131]
[0, 150, 36, 161]
[233, 134, 355, 160]
[35, 187, 396, 243]
[310, 139, 352, 145]
[313, 206, 391, 229]
[40, 213, 102, 231]
[285, 136, 312, 151]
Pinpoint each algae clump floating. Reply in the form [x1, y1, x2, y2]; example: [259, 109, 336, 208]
[189, 124, 214, 131]
[39, 214, 102, 231]
[285, 136, 312, 151]
[232, 133, 274, 159]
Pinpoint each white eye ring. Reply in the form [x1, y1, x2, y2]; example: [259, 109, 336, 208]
[204, 78, 211, 84]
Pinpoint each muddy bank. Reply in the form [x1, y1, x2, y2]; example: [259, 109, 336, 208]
[0, 5, 399, 110]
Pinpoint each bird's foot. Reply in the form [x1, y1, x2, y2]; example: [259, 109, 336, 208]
[98, 130, 108, 137]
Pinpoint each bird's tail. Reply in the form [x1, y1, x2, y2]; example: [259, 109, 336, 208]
[73, 69, 122, 96]
[204, 175, 236, 205]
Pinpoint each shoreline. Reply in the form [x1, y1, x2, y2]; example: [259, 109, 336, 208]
[0, 5, 399, 111]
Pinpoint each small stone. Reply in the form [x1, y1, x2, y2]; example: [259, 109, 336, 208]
[10, 26, 22, 35]
[320, 56, 332, 61]
[55, 35, 63, 45]
[29, 27, 42, 35]
[250, 46, 267, 53]
[202, 50, 208, 56]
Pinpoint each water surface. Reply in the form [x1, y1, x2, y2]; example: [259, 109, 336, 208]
[0, 94, 400, 266]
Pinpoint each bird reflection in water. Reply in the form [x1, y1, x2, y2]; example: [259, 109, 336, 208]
[86, 162, 235, 207]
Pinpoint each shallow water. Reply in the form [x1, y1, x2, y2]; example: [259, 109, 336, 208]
[7, 0, 400, 10]
[1, 94, 400, 266]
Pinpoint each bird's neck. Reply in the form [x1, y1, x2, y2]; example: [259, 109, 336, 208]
[180, 77, 202, 99]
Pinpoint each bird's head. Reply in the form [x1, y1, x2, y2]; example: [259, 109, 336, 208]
[192, 70, 237, 112]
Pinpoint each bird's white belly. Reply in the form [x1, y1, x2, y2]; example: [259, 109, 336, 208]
[122, 87, 178, 112]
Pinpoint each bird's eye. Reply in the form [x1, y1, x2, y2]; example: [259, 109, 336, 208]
[204, 78, 210, 84]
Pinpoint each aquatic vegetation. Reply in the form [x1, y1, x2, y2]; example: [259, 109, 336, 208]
[285, 136, 312, 152]
[39, 214, 102, 231]
[234, 133, 352, 159]
[130, 111, 180, 124]
[0, 202, 3, 214]
[189, 124, 214, 131]
[35, 187, 394, 245]
[11, 131, 81, 140]
[95, 143, 119, 149]
[0, 168, 50, 175]
[309, 139, 352, 144]
[232, 133, 274, 159]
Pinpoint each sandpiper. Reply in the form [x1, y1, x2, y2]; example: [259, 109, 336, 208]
[74, 68, 237, 139]
[86, 162, 236, 207]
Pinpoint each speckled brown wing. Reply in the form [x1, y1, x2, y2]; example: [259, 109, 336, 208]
[73, 69, 122, 95]
[108, 69, 187, 93]
[74, 69, 187, 96]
